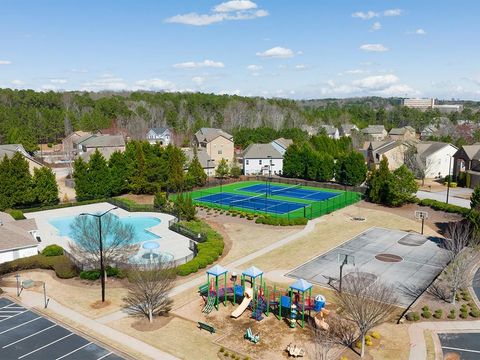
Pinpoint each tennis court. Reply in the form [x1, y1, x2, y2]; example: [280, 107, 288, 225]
[190, 180, 361, 219]
[239, 183, 340, 201]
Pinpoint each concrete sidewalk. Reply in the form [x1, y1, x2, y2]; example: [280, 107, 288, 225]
[2, 289, 178, 360]
[416, 190, 470, 208]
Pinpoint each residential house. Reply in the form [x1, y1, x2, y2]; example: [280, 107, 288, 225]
[243, 143, 283, 176]
[74, 134, 126, 160]
[415, 142, 457, 178]
[62, 131, 91, 154]
[420, 124, 438, 140]
[300, 125, 318, 136]
[367, 140, 409, 170]
[193, 128, 234, 164]
[271, 138, 293, 156]
[0, 144, 44, 173]
[0, 212, 38, 264]
[183, 148, 216, 177]
[453, 144, 480, 188]
[339, 124, 359, 137]
[146, 127, 172, 146]
[320, 125, 340, 139]
[389, 126, 416, 141]
[362, 125, 388, 141]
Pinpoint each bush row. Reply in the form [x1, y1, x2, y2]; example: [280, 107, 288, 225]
[41, 244, 64, 257]
[0, 253, 77, 279]
[416, 198, 470, 217]
[20, 198, 109, 214]
[176, 220, 224, 276]
[255, 216, 308, 226]
[80, 266, 126, 280]
[5, 209, 26, 220]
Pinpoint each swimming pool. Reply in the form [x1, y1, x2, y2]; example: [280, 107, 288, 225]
[49, 214, 161, 243]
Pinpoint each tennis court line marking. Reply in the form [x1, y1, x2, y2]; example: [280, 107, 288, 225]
[18, 333, 74, 359]
[0, 309, 29, 322]
[3, 324, 57, 348]
[0, 316, 41, 334]
[55, 342, 92, 360]
[442, 346, 480, 354]
[97, 351, 113, 359]
[0, 303, 24, 310]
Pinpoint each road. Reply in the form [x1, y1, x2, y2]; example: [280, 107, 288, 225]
[416, 190, 470, 209]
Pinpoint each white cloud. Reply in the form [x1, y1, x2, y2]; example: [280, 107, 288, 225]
[133, 78, 175, 91]
[218, 89, 241, 95]
[214, 0, 257, 12]
[81, 75, 128, 91]
[173, 59, 225, 69]
[71, 68, 88, 73]
[256, 46, 295, 58]
[295, 64, 308, 71]
[50, 79, 67, 84]
[359, 43, 389, 52]
[345, 69, 366, 75]
[41, 84, 57, 91]
[11, 80, 25, 86]
[247, 64, 262, 71]
[0, 60, 12, 65]
[384, 8, 403, 17]
[352, 74, 399, 90]
[166, 1, 268, 26]
[377, 84, 416, 96]
[192, 76, 205, 85]
[416, 28, 427, 35]
[351, 11, 378, 20]
[371, 22, 382, 31]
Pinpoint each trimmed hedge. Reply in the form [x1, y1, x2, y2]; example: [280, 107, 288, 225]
[41, 244, 64, 257]
[20, 198, 109, 214]
[0, 254, 77, 279]
[255, 216, 308, 226]
[176, 220, 224, 276]
[5, 209, 26, 220]
[417, 198, 470, 217]
[406, 312, 420, 321]
[80, 266, 126, 280]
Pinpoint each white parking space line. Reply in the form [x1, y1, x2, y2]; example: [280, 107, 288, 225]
[18, 333, 74, 359]
[0, 309, 29, 322]
[0, 303, 22, 310]
[0, 316, 41, 334]
[55, 342, 91, 360]
[442, 346, 480, 354]
[97, 352, 113, 360]
[3, 324, 57, 348]
[0, 310, 27, 313]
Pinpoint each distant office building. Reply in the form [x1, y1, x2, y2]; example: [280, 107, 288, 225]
[434, 104, 464, 113]
[403, 98, 435, 110]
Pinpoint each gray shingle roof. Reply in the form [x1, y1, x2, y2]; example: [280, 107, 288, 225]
[194, 128, 233, 143]
[389, 126, 415, 135]
[320, 125, 338, 136]
[273, 138, 293, 149]
[79, 135, 125, 148]
[183, 148, 215, 168]
[149, 127, 170, 135]
[362, 125, 386, 134]
[0, 213, 38, 252]
[416, 142, 456, 158]
[0, 144, 43, 166]
[243, 143, 283, 159]
[340, 124, 357, 135]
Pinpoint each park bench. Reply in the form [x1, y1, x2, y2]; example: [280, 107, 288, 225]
[198, 321, 215, 334]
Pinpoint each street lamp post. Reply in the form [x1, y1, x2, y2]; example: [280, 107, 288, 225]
[80, 206, 117, 302]
[15, 274, 20, 296]
[446, 156, 452, 204]
[206, 159, 213, 187]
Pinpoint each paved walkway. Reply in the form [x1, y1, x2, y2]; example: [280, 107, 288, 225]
[416, 190, 470, 208]
[409, 320, 480, 360]
[96, 217, 324, 324]
[1, 289, 178, 360]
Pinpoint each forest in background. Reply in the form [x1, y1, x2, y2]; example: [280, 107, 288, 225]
[0, 88, 479, 153]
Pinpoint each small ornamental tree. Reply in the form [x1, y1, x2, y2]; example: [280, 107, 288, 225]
[215, 158, 229, 179]
[186, 148, 207, 187]
[471, 185, 480, 211]
[390, 165, 418, 206]
[366, 156, 392, 205]
[230, 161, 241, 178]
[154, 191, 171, 213]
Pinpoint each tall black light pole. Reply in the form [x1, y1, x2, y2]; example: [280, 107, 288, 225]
[206, 159, 213, 187]
[80, 206, 117, 302]
[267, 155, 272, 196]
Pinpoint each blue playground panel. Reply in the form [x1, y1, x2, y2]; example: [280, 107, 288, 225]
[239, 184, 340, 201]
[194, 193, 306, 214]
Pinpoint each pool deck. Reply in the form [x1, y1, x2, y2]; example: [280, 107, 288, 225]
[25, 202, 193, 263]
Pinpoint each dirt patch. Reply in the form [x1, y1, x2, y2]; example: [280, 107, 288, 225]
[118, 193, 154, 205]
[444, 353, 461, 360]
[131, 315, 173, 331]
[90, 300, 112, 309]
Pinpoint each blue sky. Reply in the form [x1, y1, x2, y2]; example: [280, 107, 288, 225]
[0, 0, 479, 100]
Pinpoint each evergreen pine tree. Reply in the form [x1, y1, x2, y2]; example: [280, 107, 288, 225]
[9, 152, 34, 206]
[167, 145, 186, 192]
[215, 158, 230, 179]
[73, 157, 90, 201]
[471, 185, 480, 211]
[186, 148, 207, 187]
[87, 150, 112, 199]
[0, 155, 13, 210]
[109, 151, 129, 196]
[32, 167, 59, 206]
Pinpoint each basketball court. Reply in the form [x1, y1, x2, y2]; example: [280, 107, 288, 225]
[286, 227, 451, 307]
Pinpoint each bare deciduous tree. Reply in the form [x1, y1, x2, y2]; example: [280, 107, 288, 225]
[314, 314, 357, 360]
[444, 221, 476, 259]
[123, 259, 175, 323]
[334, 271, 397, 358]
[404, 146, 431, 185]
[70, 213, 139, 274]
[444, 251, 471, 305]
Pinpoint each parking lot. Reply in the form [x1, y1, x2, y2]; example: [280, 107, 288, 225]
[0, 297, 124, 360]
[439, 332, 480, 360]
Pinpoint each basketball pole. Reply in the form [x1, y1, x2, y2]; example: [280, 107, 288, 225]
[339, 256, 348, 293]
[421, 217, 424, 235]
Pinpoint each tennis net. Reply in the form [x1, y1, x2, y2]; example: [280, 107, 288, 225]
[229, 193, 265, 208]
[270, 183, 302, 197]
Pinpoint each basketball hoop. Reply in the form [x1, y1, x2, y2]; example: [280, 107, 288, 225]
[414, 210, 429, 220]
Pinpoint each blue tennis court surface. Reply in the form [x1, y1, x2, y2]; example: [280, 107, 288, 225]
[194, 193, 306, 214]
[239, 184, 339, 201]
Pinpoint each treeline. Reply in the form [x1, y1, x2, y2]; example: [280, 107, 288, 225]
[73, 141, 206, 201]
[233, 127, 308, 148]
[0, 153, 58, 211]
[283, 135, 367, 186]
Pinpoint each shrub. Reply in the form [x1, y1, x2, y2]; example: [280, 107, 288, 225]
[41, 244, 64, 257]
[433, 309, 443, 319]
[418, 199, 470, 217]
[471, 309, 480, 318]
[460, 311, 469, 319]
[448, 309, 456, 319]
[461, 304, 468, 312]
[422, 305, 429, 312]
[219, 347, 224, 353]
[406, 312, 420, 321]
[5, 209, 25, 220]
[462, 292, 472, 301]
[106, 266, 126, 278]
[355, 341, 362, 349]
[0, 254, 76, 279]
[370, 331, 381, 339]
[422, 310, 432, 319]
[80, 270, 101, 280]
[364, 335, 372, 342]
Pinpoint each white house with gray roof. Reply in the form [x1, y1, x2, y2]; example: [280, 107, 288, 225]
[146, 127, 172, 146]
[0, 144, 44, 174]
[0, 212, 38, 264]
[415, 142, 457, 178]
[271, 137, 293, 155]
[243, 143, 283, 176]
[362, 125, 388, 141]
[320, 125, 340, 139]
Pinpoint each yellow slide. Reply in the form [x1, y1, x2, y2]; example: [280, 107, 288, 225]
[231, 287, 253, 318]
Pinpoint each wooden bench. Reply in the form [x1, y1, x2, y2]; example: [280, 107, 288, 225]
[198, 321, 215, 334]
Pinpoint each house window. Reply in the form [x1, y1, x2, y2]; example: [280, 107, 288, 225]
[259, 160, 262, 165]
[218, 150, 222, 154]
[246, 160, 249, 165]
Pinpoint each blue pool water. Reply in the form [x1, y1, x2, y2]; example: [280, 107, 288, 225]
[49, 214, 161, 243]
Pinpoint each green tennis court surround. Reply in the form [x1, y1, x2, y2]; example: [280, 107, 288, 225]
[188, 181, 361, 220]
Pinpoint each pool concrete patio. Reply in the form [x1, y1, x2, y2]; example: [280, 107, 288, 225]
[25, 202, 193, 265]
[286, 227, 451, 307]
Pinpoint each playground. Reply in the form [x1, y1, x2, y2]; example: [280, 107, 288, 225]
[189, 180, 361, 219]
[287, 227, 451, 307]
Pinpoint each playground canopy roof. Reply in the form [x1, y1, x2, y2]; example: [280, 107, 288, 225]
[207, 264, 228, 277]
[290, 279, 313, 292]
[242, 266, 263, 279]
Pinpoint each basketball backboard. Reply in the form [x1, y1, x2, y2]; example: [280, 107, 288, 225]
[338, 253, 355, 266]
[415, 210, 429, 220]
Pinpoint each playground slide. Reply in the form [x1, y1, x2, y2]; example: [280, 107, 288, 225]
[231, 287, 253, 318]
